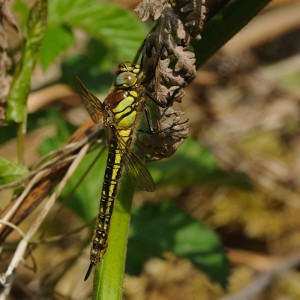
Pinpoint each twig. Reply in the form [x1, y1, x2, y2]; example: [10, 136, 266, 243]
[0, 126, 100, 193]
[0, 119, 102, 241]
[219, 252, 300, 300]
[0, 143, 90, 299]
[227, 248, 280, 272]
[32, 140, 87, 168]
[0, 135, 98, 192]
[0, 220, 25, 241]
[0, 154, 76, 192]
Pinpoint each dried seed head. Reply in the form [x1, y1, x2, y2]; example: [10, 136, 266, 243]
[135, 1, 207, 159]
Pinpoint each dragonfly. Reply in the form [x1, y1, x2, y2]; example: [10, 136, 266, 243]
[75, 62, 156, 281]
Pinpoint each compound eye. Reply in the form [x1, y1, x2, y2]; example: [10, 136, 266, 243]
[115, 72, 136, 87]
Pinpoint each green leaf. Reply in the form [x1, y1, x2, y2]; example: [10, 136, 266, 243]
[48, 0, 147, 61]
[0, 156, 29, 185]
[148, 138, 252, 189]
[39, 25, 75, 70]
[127, 202, 229, 288]
[6, 0, 47, 122]
[13, 0, 30, 31]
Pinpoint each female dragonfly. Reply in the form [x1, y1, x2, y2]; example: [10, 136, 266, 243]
[75, 62, 156, 280]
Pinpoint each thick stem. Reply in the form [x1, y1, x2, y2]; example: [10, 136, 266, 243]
[92, 175, 134, 300]
[193, 0, 271, 68]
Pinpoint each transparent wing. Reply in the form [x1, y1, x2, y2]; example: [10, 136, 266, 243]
[112, 128, 156, 192]
[74, 76, 104, 123]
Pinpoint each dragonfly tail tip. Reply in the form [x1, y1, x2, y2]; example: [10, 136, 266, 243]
[84, 263, 94, 281]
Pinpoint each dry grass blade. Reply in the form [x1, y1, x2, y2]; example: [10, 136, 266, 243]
[0, 220, 25, 240]
[0, 138, 96, 192]
[0, 119, 102, 242]
[0, 169, 49, 226]
[0, 143, 90, 298]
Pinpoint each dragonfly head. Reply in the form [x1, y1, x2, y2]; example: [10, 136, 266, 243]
[115, 62, 144, 88]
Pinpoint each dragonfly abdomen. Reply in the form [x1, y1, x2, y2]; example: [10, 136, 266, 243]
[90, 139, 125, 265]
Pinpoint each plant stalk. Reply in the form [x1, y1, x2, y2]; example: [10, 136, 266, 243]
[193, 0, 271, 68]
[92, 175, 134, 300]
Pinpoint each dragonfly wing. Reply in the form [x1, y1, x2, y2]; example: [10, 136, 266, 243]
[123, 151, 156, 192]
[74, 76, 104, 124]
[112, 128, 156, 192]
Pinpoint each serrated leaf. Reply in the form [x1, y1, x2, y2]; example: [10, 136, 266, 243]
[127, 202, 229, 288]
[39, 25, 75, 70]
[0, 156, 29, 185]
[2, 0, 19, 32]
[48, 0, 147, 61]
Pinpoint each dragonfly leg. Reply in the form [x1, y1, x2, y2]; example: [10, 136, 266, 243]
[142, 107, 156, 134]
[138, 106, 162, 135]
[138, 107, 189, 135]
[145, 84, 185, 109]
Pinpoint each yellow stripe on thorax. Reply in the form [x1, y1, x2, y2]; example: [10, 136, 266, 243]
[117, 111, 137, 127]
[112, 94, 138, 128]
[112, 96, 134, 114]
[114, 107, 131, 119]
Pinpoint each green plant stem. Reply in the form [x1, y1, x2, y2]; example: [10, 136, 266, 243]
[17, 121, 26, 164]
[193, 0, 271, 68]
[92, 175, 134, 300]
[6, 0, 47, 162]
